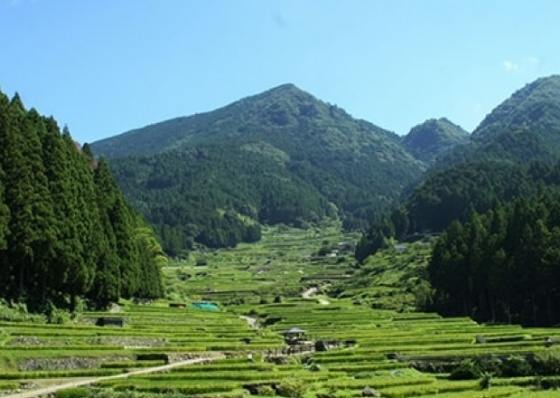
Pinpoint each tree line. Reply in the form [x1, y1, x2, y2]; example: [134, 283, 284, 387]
[429, 192, 560, 326]
[0, 90, 164, 313]
[354, 159, 560, 326]
[356, 160, 560, 262]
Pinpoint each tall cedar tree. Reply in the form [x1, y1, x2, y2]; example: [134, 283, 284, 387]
[2, 98, 57, 310]
[0, 89, 164, 311]
[429, 193, 560, 326]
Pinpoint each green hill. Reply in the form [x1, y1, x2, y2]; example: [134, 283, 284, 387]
[402, 117, 469, 164]
[405, 75, 560, 231]
[91, 84, 426, 254]
[357, 75, 560, 259]
[473, 75, 560, 145]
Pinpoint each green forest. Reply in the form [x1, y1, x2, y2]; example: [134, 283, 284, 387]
[353, 75, 560, 325]
[0, 89, 164, 313]
[92, 84, 425, 253]
[429, 192, 560, 326]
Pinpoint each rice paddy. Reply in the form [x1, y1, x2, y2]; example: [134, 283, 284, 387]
[0, 224, 559, 397]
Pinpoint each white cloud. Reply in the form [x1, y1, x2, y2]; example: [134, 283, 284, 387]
[502, 60, 519, 72]
[502, 57, 540, 73]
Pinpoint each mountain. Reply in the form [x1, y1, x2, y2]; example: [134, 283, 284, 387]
[473, 75, 560, 144]
[357, 75, 560, 260]
[91, 84, 425, 254]
[439, 75, 560, 166]
[401, 118, 469, 164]
[413, 75, 560, 217]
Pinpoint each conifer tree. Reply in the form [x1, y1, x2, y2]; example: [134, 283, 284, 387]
[1, 98, 56, 309]
[0, 88, 164, 312]
[0, 94, 11, 252]
[90, 158, 122, 306]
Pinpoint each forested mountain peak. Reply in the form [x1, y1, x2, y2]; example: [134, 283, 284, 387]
[90, 84, 424, 253]
[472, 75, 560, 145]
[91, 83, 401, 159]
[402, 117, 469, 163]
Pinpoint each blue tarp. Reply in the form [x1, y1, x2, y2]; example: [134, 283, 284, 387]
[191, 302, 219, 311]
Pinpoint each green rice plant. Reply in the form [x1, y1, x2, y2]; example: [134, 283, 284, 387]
[0, 381, 19, 390]
[56, 387, 91, 398]
[100, 360, 166, 368]
[103, 379, 241, 395]
[0, 369, 122, 379]
[325, 377, 434, 390]
[379, 379, 478, 398]
[419, 385, 523, 397]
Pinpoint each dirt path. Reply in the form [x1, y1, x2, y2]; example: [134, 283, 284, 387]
[301, 287, 317, 299]
[302, 287, 330, 305]
[239, 315, 258, 329]
[2, 354, 225, 398]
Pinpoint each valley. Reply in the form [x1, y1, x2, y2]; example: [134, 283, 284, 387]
[1, 225, 559, 398]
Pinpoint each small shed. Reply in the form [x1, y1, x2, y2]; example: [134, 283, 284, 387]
[96, 317, 125, 327]
[281, 327, 307, 344]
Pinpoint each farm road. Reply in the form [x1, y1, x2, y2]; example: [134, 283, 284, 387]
[2, 354, 225, 398]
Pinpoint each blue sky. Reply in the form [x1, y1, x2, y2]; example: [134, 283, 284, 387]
[1, 0, 559, 144]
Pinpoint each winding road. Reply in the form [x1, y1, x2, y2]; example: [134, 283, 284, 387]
[1, 354, 225, 398]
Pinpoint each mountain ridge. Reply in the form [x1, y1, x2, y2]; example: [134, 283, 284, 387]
[92, 83, 403, 159]
[357, 74, 560, 261]
[90, 83, 429, 253]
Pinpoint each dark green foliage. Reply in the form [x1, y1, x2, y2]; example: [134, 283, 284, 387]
[91, 84, 424, 252]
[0, 88, 163, 312]
[449, 355, 537, 382]
[449, 359, 482, 380]
[405, 161, 533, 233]
[533, 351, 560, 375]
[429, 191, 560, 326]
[56, 388, 90, 398]
[402, 118, 469, 164]
[358, 75, 560, 261]
[355, 217, 393, 263]
[473, 76, 560, 146]
[501, 355, 532, 377]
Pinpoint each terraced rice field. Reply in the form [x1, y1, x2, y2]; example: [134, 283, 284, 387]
[1, 225, 559, 397]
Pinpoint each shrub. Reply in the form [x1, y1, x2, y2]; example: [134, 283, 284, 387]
[277, 378, 307, 398]
[258, 385, 276, 396]
[46, 303, 70, 325]
[474, 355, 502, 376]
[502, 355, 532, 377]
[449, 359, 481, 380]
[533, 350, 560, 375]
[479, 372, 492, 390]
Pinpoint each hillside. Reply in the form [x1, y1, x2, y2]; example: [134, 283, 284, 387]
[406, 75, 560, 228]
[473, 75, 560, 144]
[91, 84, 427, 254]
[357, 75, 560, 259]
[401, 117, 469, 164]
